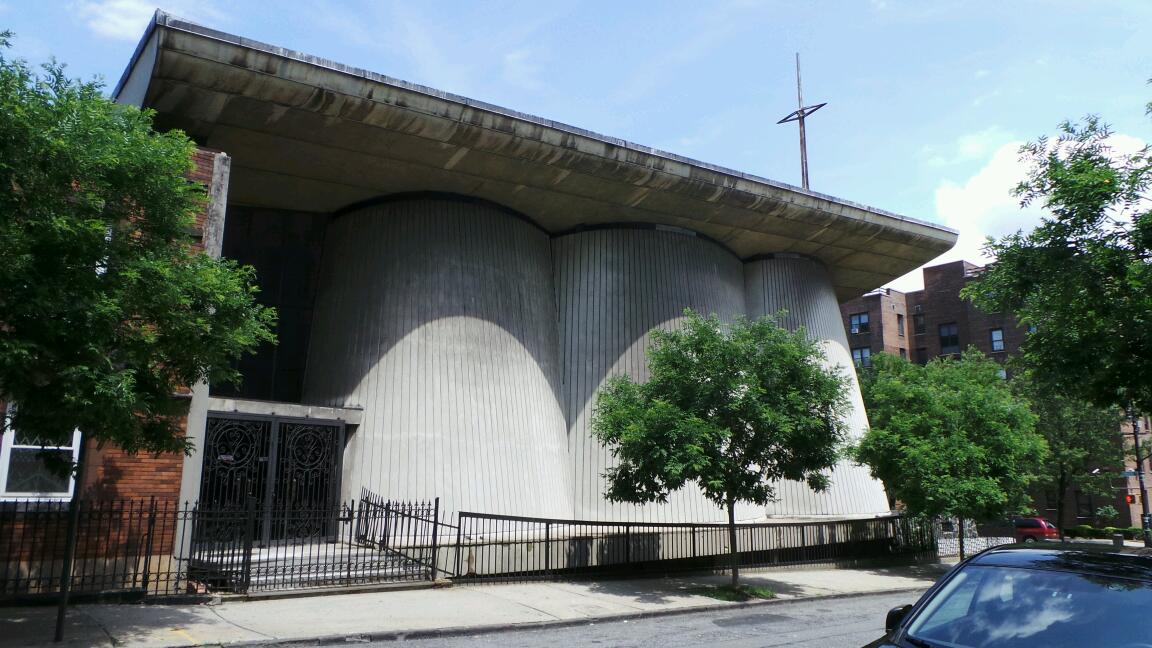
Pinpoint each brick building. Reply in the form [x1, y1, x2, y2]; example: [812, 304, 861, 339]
[839, 260, 1026, 370]
[839, 259, 1142, 530]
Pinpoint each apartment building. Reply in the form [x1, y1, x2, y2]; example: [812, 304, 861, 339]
[839, 260, 1141, 530]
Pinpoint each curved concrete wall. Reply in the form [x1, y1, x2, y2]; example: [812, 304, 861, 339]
[553, 227, 755, 522]
[302, 197, 573, 518]
[300, 197, 889, 522]
[744, 256, 891, 516]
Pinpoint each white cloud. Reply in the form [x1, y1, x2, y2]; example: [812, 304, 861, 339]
[888, 132, 1147, 292]
[923, 126, 1014, 167]
[72, 0, 224, 41]
[501, 48, 541, 90]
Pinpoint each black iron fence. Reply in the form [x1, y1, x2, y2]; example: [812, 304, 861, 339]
[453, 512, 936, 581]
[0, 498, 178, 600]
[0, 495, 444, 601]
[2, 498, 934, 601]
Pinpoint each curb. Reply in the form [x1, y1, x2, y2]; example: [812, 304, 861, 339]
[169, 586, 932, 647]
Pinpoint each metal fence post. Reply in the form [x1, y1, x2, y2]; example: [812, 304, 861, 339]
[544, 522, 551, 575]
[429, 498, 440, 581]
[624, 524, 631, 566]
[381, 501, 393, 551]
[141, 496, 157, 592]
[454, 515, 464, 578]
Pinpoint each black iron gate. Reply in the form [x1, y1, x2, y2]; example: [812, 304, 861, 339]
[198, 415, 344, 545]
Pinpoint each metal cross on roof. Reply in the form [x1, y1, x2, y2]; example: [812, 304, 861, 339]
[776, 53, 826, 190]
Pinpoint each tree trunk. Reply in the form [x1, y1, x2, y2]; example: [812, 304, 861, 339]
[1056, 470, 1067, 542]
[727, 496, 739, 588]
[957, 516, 966, 561]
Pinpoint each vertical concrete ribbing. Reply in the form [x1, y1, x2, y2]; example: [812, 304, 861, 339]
[743, 256, 891, 517]
[553, 228, 754, 522]
[302, 197, 572, 518]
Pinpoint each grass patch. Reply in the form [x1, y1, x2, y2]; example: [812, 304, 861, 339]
[688, 584, 777, 601]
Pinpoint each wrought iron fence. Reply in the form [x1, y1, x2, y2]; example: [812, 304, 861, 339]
[453, 512, 936, 581]
[0, 495, 444, 600]
[0, 498, 182, 600]
[2, 497, 934, 600]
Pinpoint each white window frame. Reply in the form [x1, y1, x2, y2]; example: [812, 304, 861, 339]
[0, 417, 82, 501]
[990, 328, 1005, 352]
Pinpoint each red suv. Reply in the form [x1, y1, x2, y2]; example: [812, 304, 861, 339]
[1013, 517, 1059, 542]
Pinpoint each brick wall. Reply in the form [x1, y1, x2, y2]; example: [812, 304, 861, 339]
[74, 146, 224, 504]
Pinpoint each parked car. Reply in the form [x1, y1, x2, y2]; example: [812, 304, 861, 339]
[865, 544, 1152, 647]
[1011, 516, 1059, 542]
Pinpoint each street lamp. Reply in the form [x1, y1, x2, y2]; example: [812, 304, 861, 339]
[1126, 406, 1152, 548]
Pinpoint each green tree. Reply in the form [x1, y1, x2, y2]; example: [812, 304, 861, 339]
[592, 310, 851, 587]
[0, 35, 276, 464]
[854, 350, 1045, 558]
[961, 112, 1152, 413]
[1014, 373, 1122, 538]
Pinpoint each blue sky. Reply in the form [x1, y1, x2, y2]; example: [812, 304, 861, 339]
[4, 0, 1151, 289]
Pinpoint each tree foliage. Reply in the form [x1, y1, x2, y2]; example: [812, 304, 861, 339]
[0, 35, 276, 458]
[962, 111, 1152, 412]
[1013, 372, 1122, 536]
[855, 350, 1045, 556]
[592, 310, 851, 584]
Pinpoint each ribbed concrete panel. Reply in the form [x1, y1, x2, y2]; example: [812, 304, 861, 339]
[743, 256, 891, 517]
[302, 197, 573, 519]
[554, 228, 755, 522]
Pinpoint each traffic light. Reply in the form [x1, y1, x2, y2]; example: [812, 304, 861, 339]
[1127, 494, 1141, 505]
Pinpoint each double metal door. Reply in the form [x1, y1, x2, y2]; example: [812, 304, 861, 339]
[198, 415, 345, 544]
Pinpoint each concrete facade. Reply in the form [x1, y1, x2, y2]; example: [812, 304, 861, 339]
[299, 198, 891, 522]
[111, 12, 959, 523]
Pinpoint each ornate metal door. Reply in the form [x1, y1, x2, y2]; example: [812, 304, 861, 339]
[198, 415, 344, 544]
[199, 417, 273, 511]
[268, 421, 343, 542]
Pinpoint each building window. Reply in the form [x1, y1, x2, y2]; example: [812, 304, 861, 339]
[939, 322, 960, 355]
[0, 412, 81, 500]
[851, 346, 872, 368]
[997, 367, 1008, 380]
[915, 347, 928, 365]
[849, 312, 870, 334]
[1028, 324, 1037, 334]
[899, 347, 907, 359]
[896, 313, 905, 337]
[913, 313, 926, 335]
[990, 328, 1004, 352]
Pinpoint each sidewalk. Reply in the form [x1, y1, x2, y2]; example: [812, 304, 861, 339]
[0, 562, 954, 648]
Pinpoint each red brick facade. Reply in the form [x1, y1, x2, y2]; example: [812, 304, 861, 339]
[841, 260, 1028, 369]
[74, 146, 224, 504]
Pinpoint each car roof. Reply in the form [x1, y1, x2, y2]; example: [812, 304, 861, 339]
[968, 544, 1152, 582]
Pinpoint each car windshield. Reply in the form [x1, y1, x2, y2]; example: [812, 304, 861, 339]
[904, 563, 1152, 647]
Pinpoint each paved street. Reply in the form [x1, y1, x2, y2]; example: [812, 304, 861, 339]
[369, 591, 916, 648]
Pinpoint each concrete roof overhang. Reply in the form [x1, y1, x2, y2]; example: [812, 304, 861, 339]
[115, 11, 956, 301]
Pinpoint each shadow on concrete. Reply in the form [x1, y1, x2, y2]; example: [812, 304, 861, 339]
[0, 602, 236, 648]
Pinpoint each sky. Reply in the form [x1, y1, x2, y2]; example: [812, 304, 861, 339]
[3, 0, 1151, 291]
